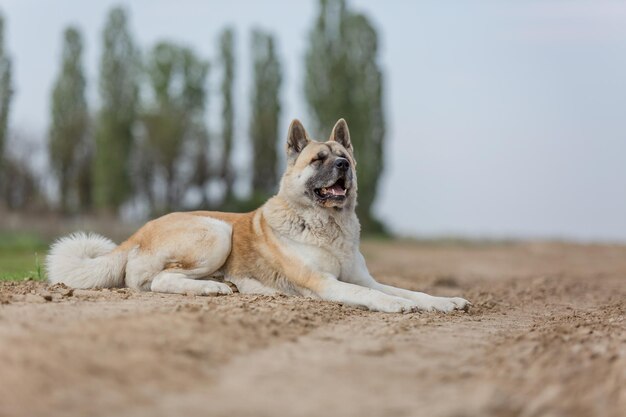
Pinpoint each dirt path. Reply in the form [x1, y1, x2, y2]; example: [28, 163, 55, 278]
[1, 241, 624, 417]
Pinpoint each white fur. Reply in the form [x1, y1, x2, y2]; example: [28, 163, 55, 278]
[124, 249, 170, 291]
[124, 216, 232, 291]
[316, 274, 420, 313]
[151, 272, 232, 296]
[46, 232, 127, 289]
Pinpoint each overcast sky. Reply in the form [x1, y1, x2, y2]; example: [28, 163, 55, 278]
[2, 0, 626, 242]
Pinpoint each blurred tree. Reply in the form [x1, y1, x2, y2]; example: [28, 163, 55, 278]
[218, 28, 235, 202]
[305, 0, 386, 233]
[0, 132, 47, 211]
[94, 7, 139, 213]
[48, 27, 89, 214]
[250, 29, 282, 199]
[139, 42, 209, 213]
[0, 12, 13, 189]
[1, 158, 38, 210]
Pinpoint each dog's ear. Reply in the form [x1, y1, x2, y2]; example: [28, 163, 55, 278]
[329, 118, 353, 154]
[286, 119, 310, 160]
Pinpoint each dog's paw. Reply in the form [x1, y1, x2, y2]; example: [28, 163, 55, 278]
[374, 296, 419, 314]
[199, 281, 233, 296]
[427, 296, 470, 313]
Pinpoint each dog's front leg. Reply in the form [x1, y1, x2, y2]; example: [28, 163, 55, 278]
[343, 252, 470, 312]
[313, 274, 421, 313]
[278, 249, 418, 313]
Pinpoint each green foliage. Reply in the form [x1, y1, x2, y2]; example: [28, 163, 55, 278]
[305, 0, 386, 234]
[48, 27, 90, 213]
[0, 5, 390, 225]
[219, 28, 235, 201]
[0, 12, 13, 184]
[0, 232, 47, 281]
[250, 29, 282, 197]
[94, 7, 139, 212]
[138, 42, 209, 212]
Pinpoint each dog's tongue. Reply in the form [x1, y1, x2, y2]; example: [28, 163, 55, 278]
[327, 183, 346, 196]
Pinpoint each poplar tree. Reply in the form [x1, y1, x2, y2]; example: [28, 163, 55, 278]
[218, 28, 235, 202]
[250, 29, 282, 198]
[94, 7, 139, 212]
[305, 0, 386, 233]
[140, 42, 209, 212]
[0, 12, 12, 181]
[48, 27, 89, 213]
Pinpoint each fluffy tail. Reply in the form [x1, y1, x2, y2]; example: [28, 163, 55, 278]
[46, 232, 128, 289]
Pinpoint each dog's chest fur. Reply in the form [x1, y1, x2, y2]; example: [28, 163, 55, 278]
[264, 196, 360, 271]
[221, 196, 361, 294]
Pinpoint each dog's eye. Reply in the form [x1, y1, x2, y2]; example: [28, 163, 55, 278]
[311, 153, 327, 164]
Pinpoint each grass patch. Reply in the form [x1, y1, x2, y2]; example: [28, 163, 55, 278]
[0, 232, 48, 281]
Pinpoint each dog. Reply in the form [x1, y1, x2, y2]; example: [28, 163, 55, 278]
[47, 119, 469, 313]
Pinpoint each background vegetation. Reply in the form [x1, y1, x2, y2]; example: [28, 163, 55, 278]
[0, 0, 387, 280]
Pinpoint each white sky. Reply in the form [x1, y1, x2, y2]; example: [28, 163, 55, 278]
[2, 0, 626, 242]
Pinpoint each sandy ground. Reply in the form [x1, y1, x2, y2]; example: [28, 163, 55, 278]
[0, 241, 624, 417]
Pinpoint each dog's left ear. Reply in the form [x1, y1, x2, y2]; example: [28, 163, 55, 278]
[329, 118, 353, 154]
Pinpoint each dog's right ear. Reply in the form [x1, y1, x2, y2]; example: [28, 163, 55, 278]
[286, 119, 310, 161]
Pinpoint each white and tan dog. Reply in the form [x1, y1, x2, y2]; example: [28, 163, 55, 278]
[47, 119, 469, 313]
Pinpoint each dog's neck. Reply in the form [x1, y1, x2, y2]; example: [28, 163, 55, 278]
[261, 194, 360, 247]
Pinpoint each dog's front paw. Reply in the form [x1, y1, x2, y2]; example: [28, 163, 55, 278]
[428, 296, 470, 313]
[374, 296, 419, 314]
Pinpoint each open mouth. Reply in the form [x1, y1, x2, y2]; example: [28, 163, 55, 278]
[314, 178, 348, 200]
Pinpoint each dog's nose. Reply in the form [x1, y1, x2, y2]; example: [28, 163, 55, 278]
[334, 158, 350, 171]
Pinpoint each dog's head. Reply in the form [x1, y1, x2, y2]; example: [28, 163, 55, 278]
[279, 118, 357, 210]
